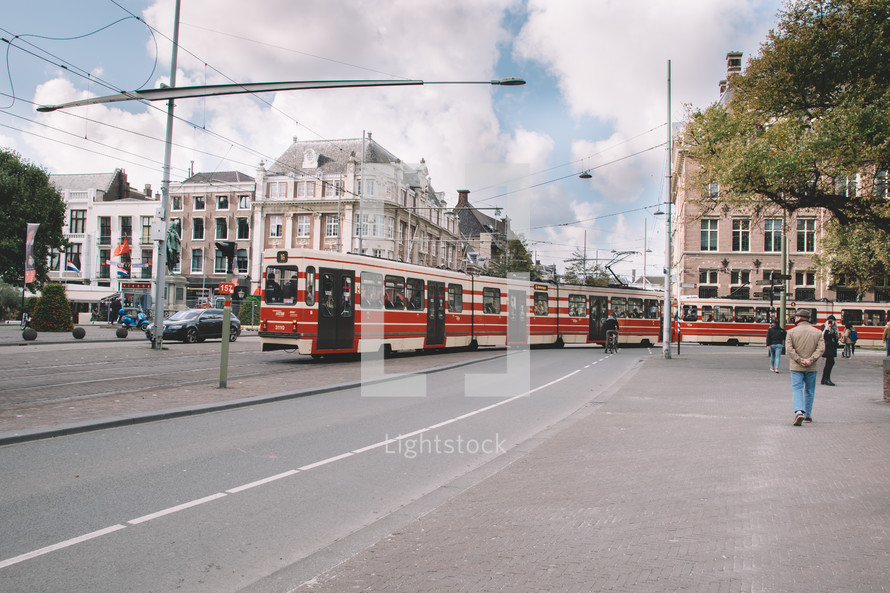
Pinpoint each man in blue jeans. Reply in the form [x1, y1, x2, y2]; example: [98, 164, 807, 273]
[786, 309, 825, 426]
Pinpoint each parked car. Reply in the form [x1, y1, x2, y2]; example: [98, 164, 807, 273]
[146, 308, 240, 343]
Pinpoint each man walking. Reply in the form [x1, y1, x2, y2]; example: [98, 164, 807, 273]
[786, 309, 825, 426]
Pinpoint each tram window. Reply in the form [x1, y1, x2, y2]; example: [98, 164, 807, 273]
[320, 273, 335, 318]
[644, 299, 659, 319]
[305, 266, 316, 306]
[735, 306, 755, 323]
[448, 284, 463, 313]
[701, 306, 714, 322]
[341, 276, 353, 317]
[628, 298, 643, 318]
[864, 310, 885, 326]
[791, 307, 816, 325]
[568, 294, 586, 317]
[715, 306, 730, 322]
[385, 275, 406, 309]
[482, 287, 501, 314]
[841, 309, 862, 326]
[611, 297, 627, 318]
[756, 307, 770, 323]
[534, 292, 549, 316]
[282, 269, 299, 304]
[682, 305, 698, 321]
[360, 272, 384, 309]
[264, 265, 296, 305]
[406, 278, 424, 310]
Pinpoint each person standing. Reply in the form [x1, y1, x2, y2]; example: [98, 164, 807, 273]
[110, 295, 122, 324]
[786, 309, 825, 426]
[821, 315, 839, 386]
[883, 320, 890, 356]
[766, 318, 786, 373]
[841, 324, 853, 358]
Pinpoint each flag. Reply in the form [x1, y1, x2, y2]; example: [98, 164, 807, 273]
[66, 259, 81, 274]
[25, 223, 39, 283]
[112, 238, 131, 278]
[112, 237, 130, 257]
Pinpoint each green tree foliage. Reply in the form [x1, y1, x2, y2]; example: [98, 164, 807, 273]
[683, 0, 890, 227]
[237, 295, 261, 326]
[488, 238, 536, 278]
[0, 149, 67, 286]
[562, 248, 610, 286]
[31, 283, 73, 331]
[0, 281, 22, 321]
[813, 222, 890, 299]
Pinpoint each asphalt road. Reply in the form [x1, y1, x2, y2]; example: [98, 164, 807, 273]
[0, 344, 644, 592]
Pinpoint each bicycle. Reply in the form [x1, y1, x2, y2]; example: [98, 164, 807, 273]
[605, 331, 618, 354]
[20, 312, 30, 330]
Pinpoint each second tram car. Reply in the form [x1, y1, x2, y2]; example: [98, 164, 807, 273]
[258, 249, 664, 356]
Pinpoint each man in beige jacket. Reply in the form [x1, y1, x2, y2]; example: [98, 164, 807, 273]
[786, 309, 825, 426]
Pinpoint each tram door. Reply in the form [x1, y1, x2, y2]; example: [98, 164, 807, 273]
[589, 296, 607, 342]
[426, 281, 446, 346]
[508, 289, 528, 344]
[317, 268, 355, 350]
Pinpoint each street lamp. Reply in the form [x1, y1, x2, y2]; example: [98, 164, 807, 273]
[36, 0, 525, 351]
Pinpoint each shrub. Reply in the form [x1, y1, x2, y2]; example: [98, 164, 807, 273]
[237, 296, 261, 326]
[31, 283, 73, 331]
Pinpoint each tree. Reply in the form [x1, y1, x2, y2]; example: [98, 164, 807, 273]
[31, 283, 73, 331]
[488, 238, 536, 278]
[813, 222, 890, 300]
[237, 295, 261, 326]
[683, 0, 890, 227]
[562, 248, 610, 287]
[0, 150, 67, 286]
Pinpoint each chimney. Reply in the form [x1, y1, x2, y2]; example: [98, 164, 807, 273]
[726, 51, 743, 76]
[144, 184, 151, 197]
[456, 189, 470, 208]
[719, 79, 728, 95]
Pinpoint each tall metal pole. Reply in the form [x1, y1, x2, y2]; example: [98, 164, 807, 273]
[358, 130, 366, 254]
[151, 0, 181, 350]
[780, 208, 788, 328]
[662, 60, 673, 359]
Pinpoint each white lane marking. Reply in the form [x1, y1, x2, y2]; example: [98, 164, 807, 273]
[2, 366, 590, 569]
[127, 493, 227, 525]
[298, 452, 354, 471]
[226, 470, 299, 494]
[0, 524, 126, 569]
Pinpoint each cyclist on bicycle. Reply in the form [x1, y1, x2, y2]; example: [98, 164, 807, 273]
[603, 313, 619, 352]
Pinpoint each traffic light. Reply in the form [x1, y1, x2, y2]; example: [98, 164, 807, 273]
[215, 241, 236, 274]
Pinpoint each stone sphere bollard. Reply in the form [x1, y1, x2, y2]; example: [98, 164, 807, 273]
[72, 327, 86, 339]
[22, 328, 38, 341]
[115, 327, 129, 339]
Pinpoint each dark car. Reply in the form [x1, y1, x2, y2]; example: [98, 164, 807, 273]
[150, 308, 241, 343]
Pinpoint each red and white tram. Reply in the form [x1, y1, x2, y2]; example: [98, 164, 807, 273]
[258, 249, 664, 356]
[677, 296, 890, 347]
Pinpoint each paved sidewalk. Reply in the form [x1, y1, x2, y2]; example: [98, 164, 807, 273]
[279, 348, 890, 593]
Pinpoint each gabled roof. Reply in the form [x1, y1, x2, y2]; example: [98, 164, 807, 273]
[49, 170, 122, 193]
[268, 137, 400, 176]
[181, 171, 254, 184]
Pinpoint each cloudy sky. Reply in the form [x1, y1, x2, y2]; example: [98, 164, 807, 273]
[2, 0, 784, 277]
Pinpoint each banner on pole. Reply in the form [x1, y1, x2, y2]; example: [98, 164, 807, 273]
[24, 223, 39, 284]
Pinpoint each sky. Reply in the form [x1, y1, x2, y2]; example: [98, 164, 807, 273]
[1, 0, 785, 278]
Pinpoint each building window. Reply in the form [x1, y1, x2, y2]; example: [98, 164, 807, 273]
[387, 217, 394, 239]
[296, 215, 311, 238]
[269, 215, 283, 238]
[796, 219, 815, 252]
[269, 182, 287, 199]
[99, 217, 111, 245]
[191, 248, 203, 273]
[217, 195, 229, 210]
[731, 219, 750, 251]
[386, 183, 394, 199]
[214, 248, 227, 274]
[707, 182, 719, 199]
[325, 215, 339, 237]
[120, 216, 132, 242]
[700, 219, 718, 251]
[69, 210, 86, 234]
[764, 218, 782, 252]
[141, 249, 152, 279]
[237, 218, 249, 240]
[877, 170, 888, 200]
[216, 218, 227, 240]
[796, 270, 816, 286]
[296, 181, 315, 198]
[98, 248, 110, 279]
[361, 179, 374, 196]
[65, 244, 82, 274]
[141, 216, 151, 243]
[236, 249, 248, 274]
[323, 179, 343, 198]
[193, 218, 204, 240]
[171, 195, 182, 211]
[836, 174, 857, 198]
[238, 195, 250, 210]
[194, 196, 205, 210]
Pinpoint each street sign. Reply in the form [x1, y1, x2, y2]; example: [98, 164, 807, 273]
[755, 280, 774, 286]
[218, 282, 235, 295]
[771, 286, 785, 292]
[769, 274, 792, 280]
[679, 283, 696, 288]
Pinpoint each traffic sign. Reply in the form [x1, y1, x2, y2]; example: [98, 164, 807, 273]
[218, 282, 235, 295]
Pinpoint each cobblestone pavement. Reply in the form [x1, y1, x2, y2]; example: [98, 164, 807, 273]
[3, 322, 889, 592]
[283, 348, 890, 593]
